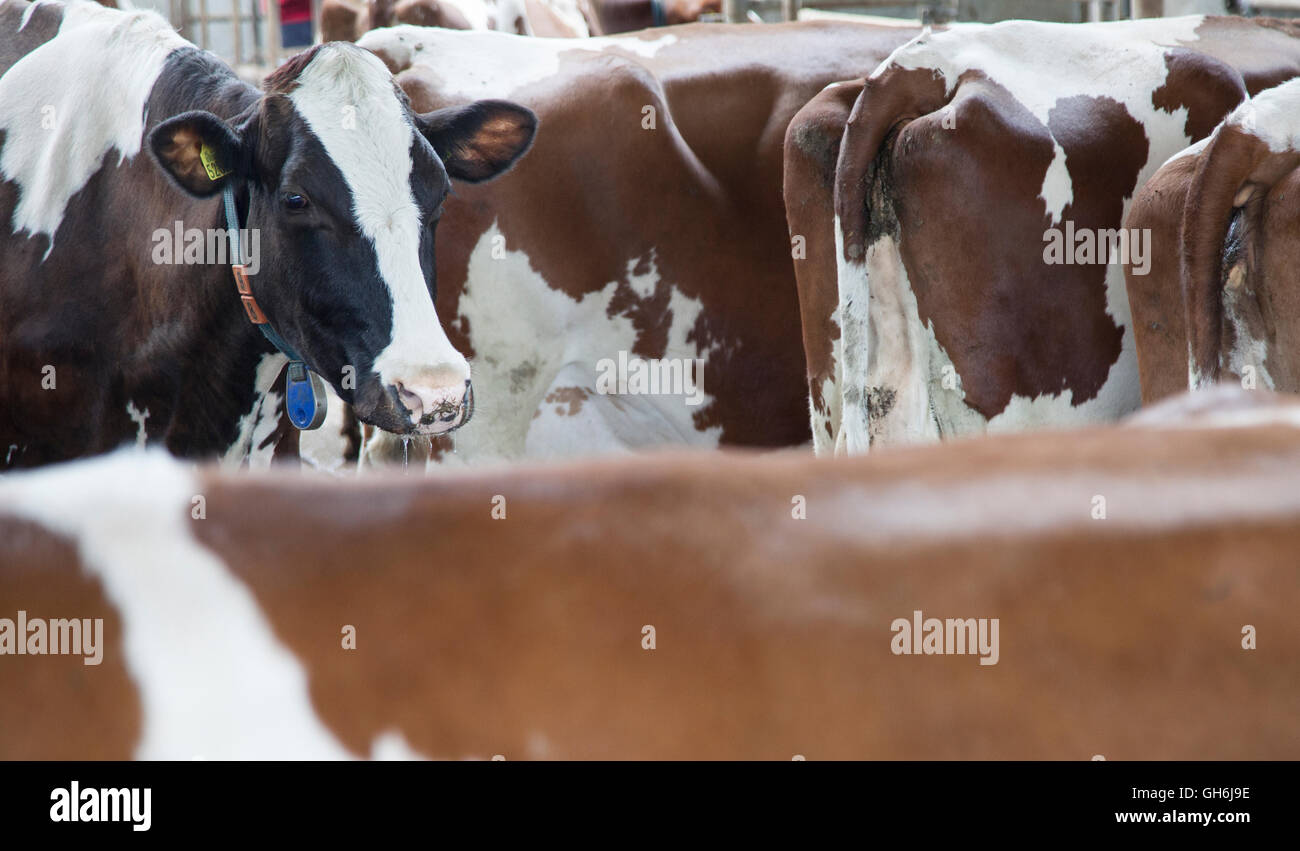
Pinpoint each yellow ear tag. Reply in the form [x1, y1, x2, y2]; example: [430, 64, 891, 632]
[200, 144, 231, 181]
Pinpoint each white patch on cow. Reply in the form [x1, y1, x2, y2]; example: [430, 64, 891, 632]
[1223, 291, 1274, 392]
[221, 352, 287, 469]
[356, 26, 677, 101]
[0, 3, 185, 254]
[287, 44, 469, 399]
[369, 729, 429, 760]
[1040, 142, 1073, 225]
[808, 295, 842, 458]
[831, 17, 1207, 451]
[0, 450, 437, 759]
[0, 452, 332, 757]
[442, 0, 493, 30]
[810, 375, 838, 457]
[297, 391, 354, 475]
[438, 222, 721, 466]
[125, 401, 150, 447]
[1227, 78, 1300, 154]
[832, 218, 867, 454]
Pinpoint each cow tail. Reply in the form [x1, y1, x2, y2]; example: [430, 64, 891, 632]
[1179, 123, 1297, 388]
[833, 65, 950, 264]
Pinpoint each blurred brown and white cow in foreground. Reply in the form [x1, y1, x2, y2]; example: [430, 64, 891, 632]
[2, 388, 1297, 759]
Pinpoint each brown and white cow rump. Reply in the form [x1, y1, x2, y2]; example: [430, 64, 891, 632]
[337, 22, 920, 469]
[320, 0, 592, 42]
[795, 16, 1300, 455]
[0, 2, 535, 469]
[1125, 77, 1300, 403]
[3, 392, 1298, 759]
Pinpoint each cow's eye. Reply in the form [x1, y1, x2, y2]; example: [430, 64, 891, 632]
[284, 193, 309, 211]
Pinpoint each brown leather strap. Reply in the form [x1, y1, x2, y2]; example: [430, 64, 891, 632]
[233, 265, 267, 325]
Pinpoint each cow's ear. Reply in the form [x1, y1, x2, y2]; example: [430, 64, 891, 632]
[416, 100, 537, 183]
[148, 110, 243, 197]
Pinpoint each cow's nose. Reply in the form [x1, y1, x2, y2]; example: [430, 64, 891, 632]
[394, 379, 473, 434]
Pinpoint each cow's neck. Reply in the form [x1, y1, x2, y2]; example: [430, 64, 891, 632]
[144, 50, 288, 463]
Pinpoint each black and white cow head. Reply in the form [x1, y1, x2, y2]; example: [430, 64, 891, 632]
[147, 43, 536, 435]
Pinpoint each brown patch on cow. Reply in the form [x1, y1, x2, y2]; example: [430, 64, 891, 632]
[263, 45, 327, 94]
[1244, 167, 1300, 390]
[369, 0, 397, 28]
[0, 0, 63, 74]
[884, 80, 1144, 417]
[1190, 16, 1300, 96]
[545, 386, 590, 416]
[607, 276, 672, 360]
[320, 0, 364, 42]
[0, 519, 141, 759]
[399, 0, 473, 29]
[1151, 49, 1249, 142]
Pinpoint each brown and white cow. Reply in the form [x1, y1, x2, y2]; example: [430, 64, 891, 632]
[1125, 77, 1300, 403]
[319, 0, 719, 44]
[321, 0, 593, 42]
[790, 16, 1300, 455]
[329, 22, 920, 469]
[3, 389, 1298, 759]
[0, 1, 536, 469]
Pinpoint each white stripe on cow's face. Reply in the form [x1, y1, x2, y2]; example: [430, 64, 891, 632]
[0, 450, 428, 759]
[286, 45, 470, 400]
[0, 3, 185, 252]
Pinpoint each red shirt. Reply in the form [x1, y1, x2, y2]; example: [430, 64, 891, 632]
[280, 0, 311, 25]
